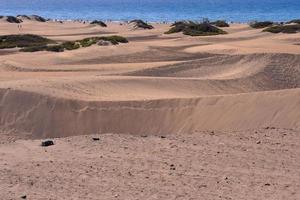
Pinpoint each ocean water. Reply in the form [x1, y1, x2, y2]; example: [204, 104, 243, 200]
[1, 0, 300, 22]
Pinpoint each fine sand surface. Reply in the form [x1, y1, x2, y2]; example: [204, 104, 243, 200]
[0, 20, 299, 199]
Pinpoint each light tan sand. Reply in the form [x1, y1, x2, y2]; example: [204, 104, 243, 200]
[0, 20, 299, 199]
[1, 128, 299, 199]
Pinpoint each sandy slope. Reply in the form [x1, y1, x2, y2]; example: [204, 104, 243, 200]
[0, 20, 299, 199]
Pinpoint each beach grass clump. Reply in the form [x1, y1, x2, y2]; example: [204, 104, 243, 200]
[211, 20, 229, 27]
[165, 21, 227, 36]
[250, 21, 274, 29]
[263, 24, 300, 34]
[90, 20, 107, 27]
[287, 19, 300, 24]
[0, 34, 55, 49]
[21, 35, 128, 52]
[129, 19, 154, 29]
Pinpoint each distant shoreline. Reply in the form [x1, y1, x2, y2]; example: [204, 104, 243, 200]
[1, 14, 297, 24]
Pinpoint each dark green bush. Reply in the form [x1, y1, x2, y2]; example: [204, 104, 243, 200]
[45, 45, 65, 52]
[0, 34, 55, 49]
[250, 21, 274, 29]
[130, 19, 154, 29]
[165, 21, 227, 36]
[98, 35, 128, 44]
[6, 16, 22, 23]
[61, 41, 80, 50]
[30, 15, 46, 22]
[20, 35, 128, 52]
[211, 20, 229, 27]
[90, 20, 107, 27]
[263, 24, 300, 34]
[287, 19, 300, 24]
[20, 46, 48, 52]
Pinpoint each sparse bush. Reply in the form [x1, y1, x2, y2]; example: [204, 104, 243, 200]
[98, 35, 128, 44]
[211, 20, 229, 27]
[0, 34, 54, 49]
[6, 16, 23, 23]
[130, 19, 154, 29]
[30, 15, 46, 22]
[250, 21, 273, 29]
[20, 46, 48, 52]
[287, 19, 300, 24]
[61, 41, 80, 50]
[19, 35, 128, 52]
[263, 24, 300, 34]
[45, 45, 65, 52]
[165, 21, 227, 36]
[90, 20, 107, 27]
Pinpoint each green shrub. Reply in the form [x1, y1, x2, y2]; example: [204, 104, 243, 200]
[61, 41, 80, 50]
[263, 24, 300, 34]
[287, 19, 300, 24]
[78, 38, 97, 47]
[18, 35, 128, 52]
[130, 19, 154, 29]
[165, 21, 227, 36]
[0, 34, 55, 49]
[20, 46, 48, 52]
[6, 16, 22, 23]
[98, 35, 128, 44]
[211, 20, 229, 27]
[250, 21, 274, 29]
[90, 20, 107, 27]
[45, 45, 65, 52]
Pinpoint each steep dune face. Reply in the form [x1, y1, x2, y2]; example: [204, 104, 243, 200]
[0, 88, 299, 139]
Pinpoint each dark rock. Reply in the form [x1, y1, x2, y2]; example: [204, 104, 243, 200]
[160, 136, 166, 139]
[92, 137, 100, 141]
[21, 195, 27, 199]
[41, 140, 54, 147]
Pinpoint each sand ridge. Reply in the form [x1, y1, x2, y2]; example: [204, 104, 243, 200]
[0, 19, 300, 200]
[0, 21, 300, 138]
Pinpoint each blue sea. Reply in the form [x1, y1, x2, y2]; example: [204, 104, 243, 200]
[1, 0, 300, 22]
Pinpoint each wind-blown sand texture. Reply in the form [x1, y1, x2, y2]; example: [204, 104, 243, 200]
[0, 20, 299, 199]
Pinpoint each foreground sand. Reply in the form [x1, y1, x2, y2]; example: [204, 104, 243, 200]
[1, 128, 299, 199]
[0, 19, 299, 199]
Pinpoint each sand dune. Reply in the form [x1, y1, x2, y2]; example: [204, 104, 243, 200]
[0, 21, 299, 139]
[0, 20, 300, 199]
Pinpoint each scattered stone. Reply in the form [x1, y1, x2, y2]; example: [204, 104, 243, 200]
[41, 140, 54, 147]
[170, 164, 176, 170]
[256, 141, 261, 144]
[141, 135, 148, 138]
[264, 183, 271, 186]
